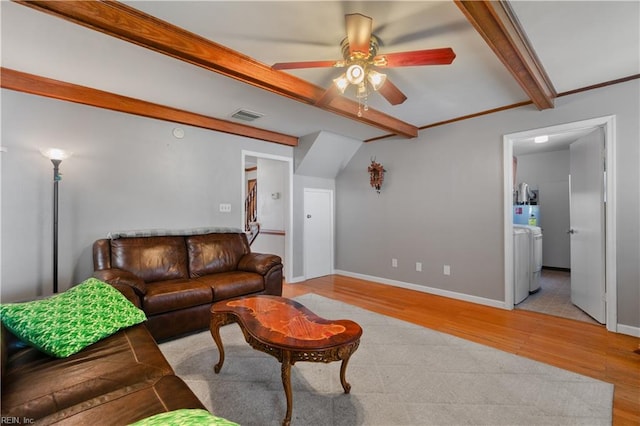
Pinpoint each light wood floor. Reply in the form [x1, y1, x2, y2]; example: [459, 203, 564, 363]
[283, 275, 640, 425]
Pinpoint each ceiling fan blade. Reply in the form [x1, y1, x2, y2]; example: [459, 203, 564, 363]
[377, 79, 407, 105]
[272, 60, 342, 70]
[345, 13, 373, 56]
[375, 47, 456, 67]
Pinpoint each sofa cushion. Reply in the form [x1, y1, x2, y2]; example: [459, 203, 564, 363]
[1, 324, 173, 420]
[186, 233, 250, 277]
[143, 279, 213, 315]
[196, 272, 264, 301]
[130, 409, 239, 426]
[111, 236, 189, 282]
[35, 376, 206, 425]
[0, 279, 146, 358]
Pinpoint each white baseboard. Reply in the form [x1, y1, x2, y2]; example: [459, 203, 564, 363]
[333, 269, 506, 310]
[286, 275, 306, 284]
[616, 323, 640, 338]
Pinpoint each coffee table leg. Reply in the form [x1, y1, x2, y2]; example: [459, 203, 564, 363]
[281, 351, 293, 426]
[210, 315, 226, 374]
[340, 354, 353, 394]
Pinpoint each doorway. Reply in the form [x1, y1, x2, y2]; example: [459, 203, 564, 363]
[503, 116, 617, 332]
[303, 188, 334, 279]
[241, 150, 293, 282]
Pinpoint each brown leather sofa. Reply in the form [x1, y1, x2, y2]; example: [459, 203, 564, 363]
[93, 229, 283, 341]
[1, 323, 206, 424]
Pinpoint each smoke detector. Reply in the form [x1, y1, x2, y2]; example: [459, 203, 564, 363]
[230, 109, 264, 122]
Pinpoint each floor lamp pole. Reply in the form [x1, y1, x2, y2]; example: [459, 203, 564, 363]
[51, 158, 61, 294]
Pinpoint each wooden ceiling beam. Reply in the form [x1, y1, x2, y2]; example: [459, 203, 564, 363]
[455, 0, 556, 110]
[15, 0, 418, 139]
[1, 68, 299, 146]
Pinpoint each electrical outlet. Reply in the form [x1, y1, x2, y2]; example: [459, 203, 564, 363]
[392, 258, 398, 268]
[443, 264, 451, 276]
[219, 203, 231, 213]
[416, 262, 422, 272]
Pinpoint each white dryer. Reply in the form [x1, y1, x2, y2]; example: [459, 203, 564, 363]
[513, 224, 543, 293]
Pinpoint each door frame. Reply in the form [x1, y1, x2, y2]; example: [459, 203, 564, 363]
[241, 150, 293, 282]
[303, 188, 334, 280]
[502, 116, 617, 332]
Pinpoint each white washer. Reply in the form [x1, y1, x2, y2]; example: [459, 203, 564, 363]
[513, 224, 543, 293]
[513, 227, 531, 304]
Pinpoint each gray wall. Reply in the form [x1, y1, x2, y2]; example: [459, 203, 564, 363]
[516, 149, 571, 268]
[2, 80, 638, 330]
[336, 79, 639, 329]
[1, 90, 292, 301]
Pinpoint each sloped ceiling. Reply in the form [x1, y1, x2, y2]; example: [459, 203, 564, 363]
[295, 131, 362, 179]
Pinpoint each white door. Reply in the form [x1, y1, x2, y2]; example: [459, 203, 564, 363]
[569, 129, 606, 323]
[304, 188, 333, 279]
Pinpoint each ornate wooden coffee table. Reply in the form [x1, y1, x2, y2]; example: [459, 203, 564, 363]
[210, 295, 362, 426]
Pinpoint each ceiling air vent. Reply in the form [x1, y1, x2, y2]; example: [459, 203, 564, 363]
[231, 109, 264, 122]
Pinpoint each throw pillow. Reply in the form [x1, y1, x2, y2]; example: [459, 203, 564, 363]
[0, 278, 146, 358]
[129, 409, 239, 426]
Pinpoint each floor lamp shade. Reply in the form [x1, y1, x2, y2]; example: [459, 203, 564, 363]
[40, 148, 72, 293]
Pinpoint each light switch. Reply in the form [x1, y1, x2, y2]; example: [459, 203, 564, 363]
[219, 203, 231, 213]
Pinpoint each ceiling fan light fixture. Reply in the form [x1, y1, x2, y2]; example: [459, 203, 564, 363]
[367, 70, 387, 91]
[356, 82, 367, 99]
[346, 64, 365, 85]
[333, 74, 349, 94]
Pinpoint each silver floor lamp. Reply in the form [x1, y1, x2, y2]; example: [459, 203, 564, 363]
[41, 148, 71, 294]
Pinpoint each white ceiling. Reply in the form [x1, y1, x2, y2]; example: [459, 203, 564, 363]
[2, 1, 639, 142]
[512, 127, 597, 156]
[508, 1, 640, 93]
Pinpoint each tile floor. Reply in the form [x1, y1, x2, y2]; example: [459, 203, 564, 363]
[516, 269, 600, 325]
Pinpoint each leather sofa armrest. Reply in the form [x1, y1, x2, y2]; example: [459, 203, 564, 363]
[110, 283, 141, 308]
[237, 253, 282, 275]
[93, 268, 147, 296]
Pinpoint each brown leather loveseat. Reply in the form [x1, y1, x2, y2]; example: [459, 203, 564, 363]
[93, 228, 283, 340]
[1, 323, 207, 424]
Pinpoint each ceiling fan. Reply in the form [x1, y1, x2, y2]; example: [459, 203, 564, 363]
[272, 13, 456, 114]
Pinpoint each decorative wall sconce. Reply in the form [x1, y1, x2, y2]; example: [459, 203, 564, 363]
[368, 158, 386, 194]
[40, 148, 72, 293]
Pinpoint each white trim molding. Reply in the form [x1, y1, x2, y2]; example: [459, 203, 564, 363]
[616, 324, 640, 338]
